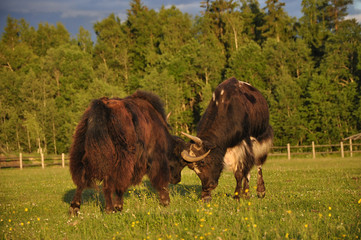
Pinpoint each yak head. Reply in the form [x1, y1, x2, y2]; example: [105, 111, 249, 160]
[180, 132, 224, 200]
[168, 135, 189, 184]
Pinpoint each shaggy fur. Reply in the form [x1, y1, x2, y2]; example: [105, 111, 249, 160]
[183, 77, 274, 201]
[69, 91, 186, 215]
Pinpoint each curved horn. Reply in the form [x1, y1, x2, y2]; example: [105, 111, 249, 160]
[166, 112, 171, 122]
[181, 132, 203, 145]
[181, 149, 211, 162]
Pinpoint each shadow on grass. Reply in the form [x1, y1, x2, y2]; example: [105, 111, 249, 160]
[63, 181, 203, 210]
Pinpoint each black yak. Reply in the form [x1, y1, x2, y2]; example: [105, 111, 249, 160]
[181, 77, 273, 201]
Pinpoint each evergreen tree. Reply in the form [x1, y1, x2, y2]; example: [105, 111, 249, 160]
[259, 0, 295, 43]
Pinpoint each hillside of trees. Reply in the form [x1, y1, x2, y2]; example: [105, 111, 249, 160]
[1, 0, 360, 154]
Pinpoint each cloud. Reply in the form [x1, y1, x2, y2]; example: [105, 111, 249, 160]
[355, 1, 361, 10]
[1, 0, 128, 18]
[346, 14, 361, 23]
[164, 2, 201, 15]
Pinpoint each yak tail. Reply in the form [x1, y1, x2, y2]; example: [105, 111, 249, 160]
[69, 98, 116, 186]
[84, 98, 116, 178]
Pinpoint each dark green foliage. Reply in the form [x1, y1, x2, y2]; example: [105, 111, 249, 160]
[0, 0, 360, 154]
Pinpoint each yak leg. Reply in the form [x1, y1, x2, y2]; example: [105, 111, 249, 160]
[233, 166, 250, 200]
[69, 186, 84, 216]
[113, 189, 124, 212]
[256, 165, 266, 198]
[242, 172, 251, 197]
[103, 176, 115, 213]
[233, 166, 243, 200]
[149, 157, 170, 206]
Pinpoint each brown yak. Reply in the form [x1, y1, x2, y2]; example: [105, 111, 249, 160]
[69, 91, 186, 215]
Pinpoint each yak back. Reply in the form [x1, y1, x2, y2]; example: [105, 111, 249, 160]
[128, 90, 168, 124]
[197, 77, 270, 150]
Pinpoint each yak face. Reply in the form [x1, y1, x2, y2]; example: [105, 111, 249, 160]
[181, 135, 224, 196]
[168, 136, 188, 184]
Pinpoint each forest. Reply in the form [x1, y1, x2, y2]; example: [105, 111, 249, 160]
[0, 0, 360, 154]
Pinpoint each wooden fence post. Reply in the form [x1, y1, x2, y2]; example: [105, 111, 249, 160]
[312, 141, 316, 159]
[349, 139, 353, 157]
[340, 142, 344, 158]
[62, 153, 65, 168]
[287, 143, 291, 160]
[41, 153, 44, 169]
[19, 153, 23, 169]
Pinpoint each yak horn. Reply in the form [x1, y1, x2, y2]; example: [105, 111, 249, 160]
[181, 149, 211, 162]
[166, 112, 171, 121]
[181, 132, 203, 145]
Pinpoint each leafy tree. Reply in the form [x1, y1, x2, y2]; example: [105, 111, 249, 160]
[93, 14, 128, 89]
[226, 39, 267, 89]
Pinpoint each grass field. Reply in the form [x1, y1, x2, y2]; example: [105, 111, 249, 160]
[1, 156, 360, 239]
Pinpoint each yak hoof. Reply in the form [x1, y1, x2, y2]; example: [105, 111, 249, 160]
[257, 191, 266, 198]
[69, 207, 80, 217]
[114, 204, 123, 212]
[233, 195, 241, 200]
[202, 196, 212, 203]
[160, 199, 170, 206]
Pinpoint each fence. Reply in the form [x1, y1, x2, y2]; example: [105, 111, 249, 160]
[0, 153, 69, 169]
[270, 140, 361, 160]
[1, 140, 360, 169]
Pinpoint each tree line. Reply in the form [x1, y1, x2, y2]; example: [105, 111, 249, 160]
[0, 0, 360, 154]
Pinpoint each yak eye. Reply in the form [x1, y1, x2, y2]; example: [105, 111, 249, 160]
[197, 160, 205, 166]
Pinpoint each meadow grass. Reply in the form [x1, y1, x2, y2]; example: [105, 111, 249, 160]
[0, 156, 360, 239]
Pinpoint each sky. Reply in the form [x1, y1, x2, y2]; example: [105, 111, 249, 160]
[1, 0, 361, 42]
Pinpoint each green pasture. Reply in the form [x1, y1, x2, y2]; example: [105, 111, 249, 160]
[1, 157, 360, 239]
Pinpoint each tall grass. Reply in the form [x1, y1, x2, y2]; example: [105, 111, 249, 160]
[1, 157, 360, 239]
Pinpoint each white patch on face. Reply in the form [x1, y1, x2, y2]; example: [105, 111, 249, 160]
[193, 165, 201, 174]
[213, 93, 215, 101]
[221, 89, 224, 95]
